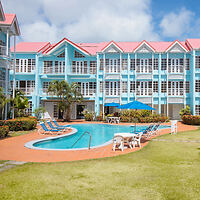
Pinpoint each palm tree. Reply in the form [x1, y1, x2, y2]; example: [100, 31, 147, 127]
[48, 80, 83, 121]
[0, 87, 9, 120]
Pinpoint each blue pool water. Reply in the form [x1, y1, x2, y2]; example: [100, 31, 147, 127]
[33, 124, 170, 150]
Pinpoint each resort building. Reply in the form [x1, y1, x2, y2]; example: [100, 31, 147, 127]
[0, 1, 20, 119]
[10, 37, 200, 120]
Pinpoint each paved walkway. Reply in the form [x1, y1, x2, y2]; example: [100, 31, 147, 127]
[0, 121, 197, 163]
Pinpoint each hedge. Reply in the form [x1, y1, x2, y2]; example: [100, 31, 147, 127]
[0, 126, 9, 138]
[0, 117, 37, 131]
[182, 115, 200, 125]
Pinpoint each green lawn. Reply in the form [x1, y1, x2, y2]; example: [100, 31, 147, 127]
[0, 128, 200, 200]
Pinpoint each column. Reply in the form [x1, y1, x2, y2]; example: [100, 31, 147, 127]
[127, 53, 130, 103]
[135, 53, 137, 100]
[183, 53, 186, 108]
[65, 44, 69, 82]
[95, 53, 100, 115]
[192, 50, 196, 115]
[166, 53, 169, 116]
[158, 53, 161, 114]
[102, 53, 105, 118]
[119, 53, 122, 105]
[152, 53, 154, 109]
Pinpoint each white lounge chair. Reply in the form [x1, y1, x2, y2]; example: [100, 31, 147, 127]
[171, 120, 178, 135]
[113, 135, 124, 151]
[131, 132, 143, 148]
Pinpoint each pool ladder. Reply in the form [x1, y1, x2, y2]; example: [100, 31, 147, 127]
[71, 131, 91, 150]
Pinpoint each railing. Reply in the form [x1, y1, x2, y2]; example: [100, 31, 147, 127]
[168, 88, 184, 96]
[18, 88, 35, 95]
[43, 67, 65, 74]
[136, 89, 153, 96]
[105, 66, 120, 73]
[105, 88, 120, 96]
[136, 65, 152, 73]
[71, 131, 91, 150]
[0, 45, 6, 57]
[81, 89, 96, 97]
[168, 65, 184, 73]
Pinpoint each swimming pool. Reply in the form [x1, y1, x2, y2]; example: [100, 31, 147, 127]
[26, 124, 170, 150]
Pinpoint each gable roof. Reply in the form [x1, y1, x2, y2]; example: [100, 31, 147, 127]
[186, 39, 200, 50]
[11, 42, 50, 53]
[45, 38, 90, 56]
[133, 40, 156, 52]
[101, 41, 123, 53]
[165, 40, 188, 52]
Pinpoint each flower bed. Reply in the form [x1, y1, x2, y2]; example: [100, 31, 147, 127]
[0, 126, 9, 138]
[182, 115, 200, 125]
[0, 117, 37, 131]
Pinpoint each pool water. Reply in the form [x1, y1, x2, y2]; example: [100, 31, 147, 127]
[33, 124, 170, 150]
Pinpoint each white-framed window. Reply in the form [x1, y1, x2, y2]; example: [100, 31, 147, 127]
[15, 80, 35, 95]
[72, 61, 87, 74]
[122, 81, 127, 93]
[55, 61, 65, 73]
[136, 81, 152, 96]
[105, 81, 120, 96]
[89, 61, 97, 74]
[43, 61, 53, 74]
[57, 52, 65, 58]
[186, 81, 190, 93]
[105, 59, 120, 73]
[136, 59, 152, 73]
[168, 81, 184, 96]
[195, 56, 200, 68]
[195, 105, 200, 115]
[168, 58, 183, 73]
[161, 81, 167, 93]
[25, 101, 32, 116]
[130, 59, 136, 70]
[74, 50, 85, 58]
[196, 80, 200, 92]
[130, 81, 136, 93]
[43, 82, 50, 93]
[122, 59, 127, 70]
[185, 58, 190, 70]
[100, 59, 104, 70]
[153, 59, 158, 70]
[15, 59, 35, 73]
[153, 81, 158, 93]
[76, 82, 96, 96]
[161, 59, 167, 70]
[100, 81, 103, 93]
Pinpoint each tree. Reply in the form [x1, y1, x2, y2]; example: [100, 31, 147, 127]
[48, 80, 83, 121]
[10, 89, 29, 118]
[33, 107, 46, 120]
[0, 87, 10, 120]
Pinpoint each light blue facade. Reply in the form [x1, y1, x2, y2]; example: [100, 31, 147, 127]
[10, 39, 200, 120]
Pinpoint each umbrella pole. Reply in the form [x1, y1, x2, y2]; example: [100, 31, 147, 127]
[134, 109, 137, 134]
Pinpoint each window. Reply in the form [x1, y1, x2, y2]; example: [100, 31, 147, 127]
[55, 61, 65, 73]
[153, 59, 158, 70]
[100, 81, 103, 93]
[89, 61, 97, 74]
[15, 59, 35, 73]
[153, 81, 158, 93]
[100, 59, 104, 70]
[74, 50, 85, 58]
[25, 101, 32, 116]
[130, 59, 136, 70]
[105, 59, 120, 73]
[57, 52, 65, 58]
[122, 59, 127, 70]
[130, 81, 135, 93]
[195, 105, 200, 115]
[43, 61, 53, 74]
[161, 59, 167, 70]
[185, 58, 190, 70]
[195, 56, 200, 68]
[16, 59, 19, 72]
[72, 61, 87, 74]
[196, 80, 200, 92]
[186, 81, 190, 93]
[53, 103, 58, 118]
[43, 82, 50, 93]
[161, 81, 167, 93]
[122, 81, 127, 93]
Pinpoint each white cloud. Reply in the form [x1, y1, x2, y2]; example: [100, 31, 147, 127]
[3, 0, 160, 43]
[160, 8, 194, 38]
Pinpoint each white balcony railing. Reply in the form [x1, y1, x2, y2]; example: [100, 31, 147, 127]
[136, 65, 152, 73]
[71, 65, 88, 74]
[168, 88, 184, 96]
[136, 89, 153, 96]
[18, 88, 35, 95]
[82, 89, 96, 97]
[168, 65, 184, 73]
[43, 67, 65, 74]
[105, 88, 120, 96]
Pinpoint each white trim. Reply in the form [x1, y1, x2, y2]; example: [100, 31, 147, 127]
[102, 42, 123, 53]
[134, 41, 155, 53]
[166, 41, 188, 53]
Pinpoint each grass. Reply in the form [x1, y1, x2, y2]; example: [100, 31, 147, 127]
[0, 128, 200, 200]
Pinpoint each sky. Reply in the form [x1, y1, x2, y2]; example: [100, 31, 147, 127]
[2, 0, 200, 43]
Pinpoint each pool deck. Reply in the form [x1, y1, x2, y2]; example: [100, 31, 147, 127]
[0, 121, 198, 163]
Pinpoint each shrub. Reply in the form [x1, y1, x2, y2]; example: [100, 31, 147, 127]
[180, 106, 191, 118]
[0, 117, 37, 131]
[0, 126, 9, 138]
[182, 115, 200, 125]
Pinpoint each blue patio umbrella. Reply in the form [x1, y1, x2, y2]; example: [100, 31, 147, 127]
[104, 102, 120, 107]
[117, 101, 156, 133]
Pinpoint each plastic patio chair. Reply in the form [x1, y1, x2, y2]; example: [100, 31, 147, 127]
[113, 135, 124, 151]
[131, 132, 143, 148]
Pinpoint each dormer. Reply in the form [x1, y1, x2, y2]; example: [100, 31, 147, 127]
[101, 41, 123, 53]
[165, 40, 188, 53]
[133, 40, 155, 53]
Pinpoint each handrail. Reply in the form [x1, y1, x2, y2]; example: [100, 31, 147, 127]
[71, 131, 91, 150]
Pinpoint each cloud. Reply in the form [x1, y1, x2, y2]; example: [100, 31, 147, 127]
[160, 8, 194, 38]
[3, 0, 160, 43]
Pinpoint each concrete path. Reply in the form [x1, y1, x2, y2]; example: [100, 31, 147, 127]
[0, 161, 27, 172]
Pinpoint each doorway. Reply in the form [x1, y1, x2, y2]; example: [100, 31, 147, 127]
[77, 105, 85, 119]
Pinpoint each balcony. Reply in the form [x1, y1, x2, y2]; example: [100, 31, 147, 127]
[18, 88, 35, 95]
[105, 88, 120, 96]
[136, 89, 153, 96]
[168, 88, 184, 96]
[42, 67, 65, 74]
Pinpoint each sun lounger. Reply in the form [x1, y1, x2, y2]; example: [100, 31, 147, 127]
[52, 120, 71, 128]
[40, 122, 65, 135]
[47, 120, 68, 130]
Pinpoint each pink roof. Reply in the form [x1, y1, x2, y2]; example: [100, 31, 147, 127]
[11, 42, 50, 53]
[186, 39, 200, 50]
[0, 13, 15, 25]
